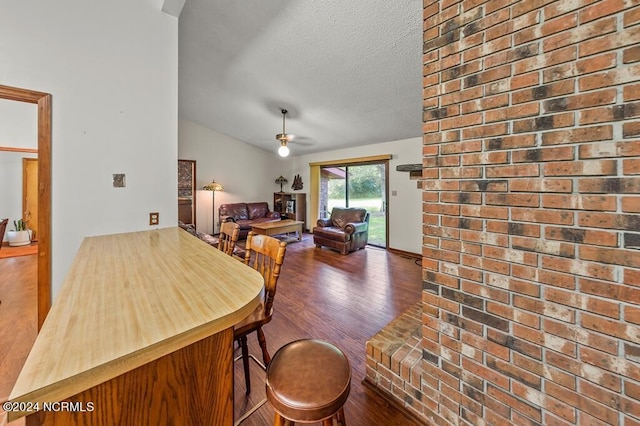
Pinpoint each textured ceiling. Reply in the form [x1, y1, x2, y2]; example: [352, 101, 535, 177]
[178, 0, 423, 156]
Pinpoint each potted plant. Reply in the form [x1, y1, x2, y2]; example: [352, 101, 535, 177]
[7, 219, 32, 247]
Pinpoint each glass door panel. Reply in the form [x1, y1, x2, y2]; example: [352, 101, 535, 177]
[347, 164, 386, 247]
[320, 166, 346, 218]
[319, 162, 387, 248]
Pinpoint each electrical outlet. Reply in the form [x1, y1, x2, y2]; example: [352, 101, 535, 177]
[149, 212, 159, 226]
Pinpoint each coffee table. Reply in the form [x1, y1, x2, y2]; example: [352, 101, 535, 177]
[251, 220, 304, 241]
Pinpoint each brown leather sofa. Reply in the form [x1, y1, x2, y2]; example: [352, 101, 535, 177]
[313, 207, 369, 254]
[219, 202, 280, 239]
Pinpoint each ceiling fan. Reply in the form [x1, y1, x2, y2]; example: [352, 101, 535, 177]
[274, 108, 314, 157]
[276, 108, 293, 157]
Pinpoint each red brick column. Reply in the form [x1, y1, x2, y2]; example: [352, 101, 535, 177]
[422, 1, 640, 425]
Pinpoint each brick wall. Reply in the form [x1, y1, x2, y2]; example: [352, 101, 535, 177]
[421, 1, 640, 425]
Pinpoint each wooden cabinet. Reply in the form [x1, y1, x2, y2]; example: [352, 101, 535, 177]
[274, 192, 306, 230]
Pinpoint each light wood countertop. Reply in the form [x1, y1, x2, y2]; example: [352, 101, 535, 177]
[8, 227, 263, 417]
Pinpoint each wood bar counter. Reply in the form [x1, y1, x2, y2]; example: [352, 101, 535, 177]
[8, 227, 264, 425]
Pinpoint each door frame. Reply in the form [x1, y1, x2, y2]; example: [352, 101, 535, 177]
[309, 154, 391, 249]
[0, 84, 52, 330]
[178, 159, 197, 227]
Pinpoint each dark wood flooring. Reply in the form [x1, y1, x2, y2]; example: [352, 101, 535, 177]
[233, 234, 423, 425]
[0, 254, 37, 426]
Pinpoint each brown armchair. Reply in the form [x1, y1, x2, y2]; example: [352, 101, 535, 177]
[313, 207, 369, 254]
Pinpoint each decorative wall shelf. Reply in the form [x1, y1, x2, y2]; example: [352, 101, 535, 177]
[396, 164, 422, 187]
[395, 164, 422, 172]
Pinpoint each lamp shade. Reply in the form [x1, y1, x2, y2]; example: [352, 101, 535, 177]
[202, 180, 224, 191]
[275, 175, 288, 192]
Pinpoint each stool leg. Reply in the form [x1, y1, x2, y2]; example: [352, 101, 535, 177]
[257, 327, 271, 365]
[274, 412, 295, 426]
[335, 407, 346, 426]
[239, 336, 251, 394]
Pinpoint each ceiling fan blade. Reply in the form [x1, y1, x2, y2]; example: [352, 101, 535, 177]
[276, 132, 294, 142]
[289, 136, 315, 146]
[269, 108, 315, 148]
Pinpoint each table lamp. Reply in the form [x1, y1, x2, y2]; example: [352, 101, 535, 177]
[275, 175, 288, 193]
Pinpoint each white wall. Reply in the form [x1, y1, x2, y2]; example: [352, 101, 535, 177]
[0, 99, 38, 241]
[0, 99, 37, 148]
[2, 0, 179, 299]
[289, 138, 423, 254]
[0, 152, 38, 240]
[178, 119, 282, 234]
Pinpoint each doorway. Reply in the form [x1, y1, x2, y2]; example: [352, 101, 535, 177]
[0, 84, 52, 328]
[319, 160, 388, 248]
[0, 85, 51, 412]
[178, 159, 196, 226]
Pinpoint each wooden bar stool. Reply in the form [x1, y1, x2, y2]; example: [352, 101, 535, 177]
[265, 339, 351, 425]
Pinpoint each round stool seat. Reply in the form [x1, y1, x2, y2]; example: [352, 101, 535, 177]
[266, 339, 351, 422]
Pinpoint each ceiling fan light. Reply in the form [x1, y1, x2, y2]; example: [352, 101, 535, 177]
[278, 143, 290, 157]
[276, 109, 291, 157]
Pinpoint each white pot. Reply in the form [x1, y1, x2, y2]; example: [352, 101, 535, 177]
[7, 230, 32, 247]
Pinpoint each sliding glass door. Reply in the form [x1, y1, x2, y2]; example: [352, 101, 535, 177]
[320, 161, 387, 248]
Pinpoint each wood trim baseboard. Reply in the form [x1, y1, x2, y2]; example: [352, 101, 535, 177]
[388, 247, 421, 259]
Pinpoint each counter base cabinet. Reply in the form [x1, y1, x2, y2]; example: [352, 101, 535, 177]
[26, 328, 233, 426]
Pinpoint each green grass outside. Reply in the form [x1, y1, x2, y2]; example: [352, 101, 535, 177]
[367, 212, 385, 246]
[327, 198, 386, 246]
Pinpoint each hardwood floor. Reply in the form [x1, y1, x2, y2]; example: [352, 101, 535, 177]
[0, 254, 37, 426]
[233, 234, 424, 425]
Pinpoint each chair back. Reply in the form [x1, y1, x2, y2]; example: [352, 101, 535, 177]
[218, 221, 240, 256]
[0, 218, 7, 249]
[243, 232, 287, 315]
[329, 207, 368, 229]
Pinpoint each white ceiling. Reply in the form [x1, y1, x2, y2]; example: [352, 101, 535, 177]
[178, 0, 423, 156]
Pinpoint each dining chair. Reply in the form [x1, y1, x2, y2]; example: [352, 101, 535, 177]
[0, 218, 7, 250]
[233, 232, 287, 423]
[217, 221, 240, 256]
